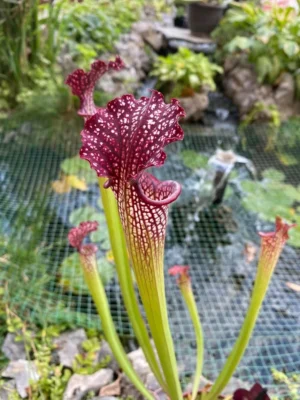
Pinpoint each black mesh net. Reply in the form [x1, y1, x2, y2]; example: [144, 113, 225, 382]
[1, 120, 299, 398]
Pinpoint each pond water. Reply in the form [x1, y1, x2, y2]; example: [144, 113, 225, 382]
[0, 98, 300, 397]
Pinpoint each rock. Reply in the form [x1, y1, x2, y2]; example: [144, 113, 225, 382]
[2, 333, 26, 361]
[99, 30, 154, 98]
[120, 374, 145, 400]
[145, 372, 160, 392]
[234, 67, 256, 88]
[0, 379, 17, 400]
[274, 72, 296, 119]
[63, 368, 114, 400]
[127, 348, 152, 380]
[53, 329, 87, 368]
[98, 340, 119, 372]
[223, 57, 300, 121]
[179, 92, 209, 121]
[223, 56, 240, 73]
[234, 91, 257, 116]
[91, 397, 118, 400]
[156, 26, 215, 54]
[133, 21, 164, 51]
[2, 360, 39, 398]
[121, 347, 163, 399]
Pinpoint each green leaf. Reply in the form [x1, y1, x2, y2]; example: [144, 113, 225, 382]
[224, 185, 234, 200]
[152, 48, 221, 96]
[282, 41, 299, 57]
[289, 225, 300, 248]
[91, 229, 110, 250]
[241, 171, 300, 247]
[61, 156, 98, 184]
[226, 36, 252, 53]
[262, 168, 285, 182]
[255, 56, 274, 83]
[69, 206, 110, 249]
[241, 180, 261, 193]
[180, 150, 209, 170]
[59, 253, 115, 293]
[69, 206, 106, 226]
[189, 74, 200, 88]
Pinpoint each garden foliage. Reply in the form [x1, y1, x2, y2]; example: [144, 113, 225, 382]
[240, 168, 300, 247]
[151, 48, 223, 98]
[213, 2, 300, 92]
[0, 0, 144, 111]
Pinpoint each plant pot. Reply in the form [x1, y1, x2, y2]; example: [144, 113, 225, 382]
[174, 14, 188, 28]
[187, 2, 225, 35]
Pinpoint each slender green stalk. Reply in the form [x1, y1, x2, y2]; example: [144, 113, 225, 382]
[180, 287, 204, 400]
[133, 256, 183, 400]
[29, 0, 40, 65]
[205, 217, 295, 400]
[98, 178, 167, 392]
[204, 268, 271, 400]
[80, 253, 154, 400]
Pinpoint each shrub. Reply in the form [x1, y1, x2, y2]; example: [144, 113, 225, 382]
[151, 47, 223, 98]
[213, 3, 300, 91]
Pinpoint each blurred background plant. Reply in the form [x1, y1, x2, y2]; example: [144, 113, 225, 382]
[0, 0, 145, 114]
[152, 47, 223, 98]
[213, 2, 300, 90]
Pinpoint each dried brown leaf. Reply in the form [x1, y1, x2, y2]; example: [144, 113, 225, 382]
[99, 375, 121, 397]
[286, 281, 300, 292]
[244, 242, 257, 263]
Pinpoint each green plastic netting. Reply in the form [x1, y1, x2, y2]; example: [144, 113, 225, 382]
[1, 120, 300, 398]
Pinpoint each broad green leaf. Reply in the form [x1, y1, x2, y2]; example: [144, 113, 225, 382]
[282, 185, 300, 202]
[255, 56, 273, 83]
[226, 36, 252, 53]
[262, 168, 285, 182]
[59, 253, 115, 293]
[282, 41, 299, 57]
[241, 171, 300, 247]
[189, 74, 200, 88]
[69, 206, 110, 249]
[241, 180, 261, 193]
[289, 225, 300, 248]
[91, 228, 110, 250]
[69, 206, 106, 226]
[61, 156, 98, 184]
[180, 150, 209, 170]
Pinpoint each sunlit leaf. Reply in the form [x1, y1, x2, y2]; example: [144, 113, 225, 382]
[61, 156, 98, 184]
[226, 36, 252, 52]
[52, 176, 71, 194]
[282, 41, 299, 57]
[276, 152, 298, 166]
[52, 175, 87, 193]
[67, 175, 88, 191]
